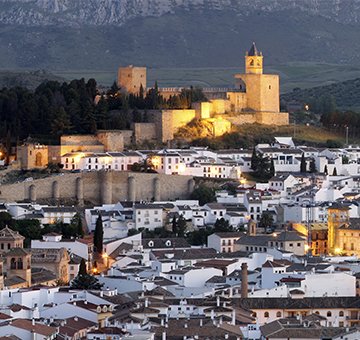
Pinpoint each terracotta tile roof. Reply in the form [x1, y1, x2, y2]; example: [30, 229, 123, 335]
[10, 319, 57, 336]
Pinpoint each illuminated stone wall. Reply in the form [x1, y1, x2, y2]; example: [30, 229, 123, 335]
[96, 130, 125, 152]
[256, 111, 289, 125]
[0, 171, 194, 205]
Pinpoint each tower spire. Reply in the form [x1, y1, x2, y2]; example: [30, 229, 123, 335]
[248, 42, 260, 56]
[245, 42, 263, 74]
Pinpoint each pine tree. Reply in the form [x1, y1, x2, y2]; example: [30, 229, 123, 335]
[332, 167, 338, 176]
[70, 273, 103, 290]
[78, 258, 87, 276]
[300, 153, 307, 173]
[94, 214, 103, 254]
[176, 215, 187, 237]
[259, 211, 274, 229]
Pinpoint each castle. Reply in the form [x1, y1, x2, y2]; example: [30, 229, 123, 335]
[16, 44, 288, 170]
[117, 42, 289, 144]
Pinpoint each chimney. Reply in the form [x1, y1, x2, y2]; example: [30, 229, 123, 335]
[100, 291, 103, 297]
[145, 298, 149, 308]
[231, 310, 236, 325]
[200, 319, 203, 327]
[162, 332, 167, 340]
[216, 296, 220, 307]
[161, 318, 164, 326]
[241, 263, 248, 298]
[32, 319, 35, 326]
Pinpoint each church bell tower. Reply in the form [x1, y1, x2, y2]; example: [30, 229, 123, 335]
[245, 42, 263, 74]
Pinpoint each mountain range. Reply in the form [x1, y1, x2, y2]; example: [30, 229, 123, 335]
[1, 0, 360, 74]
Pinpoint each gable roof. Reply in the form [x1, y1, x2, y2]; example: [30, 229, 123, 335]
[9, 319, 57, 336]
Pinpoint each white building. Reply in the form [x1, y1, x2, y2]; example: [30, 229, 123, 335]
[134, 204, 164, 230]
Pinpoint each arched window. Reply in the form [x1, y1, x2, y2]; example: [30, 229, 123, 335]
[339, 311, 344, 317]
[252, 312, 257, 318]
[10, 258, 16, 270]
[264, 312, 269, 318]
[276, 311, 281, 317]
[17, 258, 23, 270]
[327, 311, 332, 317]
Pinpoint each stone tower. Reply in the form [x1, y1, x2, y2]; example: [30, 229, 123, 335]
[233, 42, 280, 114]
[117, 65, 147, 95]
[245, 42, 263, 75]
[5, 248, 32, 287]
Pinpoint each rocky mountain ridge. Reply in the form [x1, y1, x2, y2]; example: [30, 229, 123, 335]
[1, 0, 360, 26]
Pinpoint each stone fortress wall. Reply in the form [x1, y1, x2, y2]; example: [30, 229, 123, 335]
[0, 171, 194, 205]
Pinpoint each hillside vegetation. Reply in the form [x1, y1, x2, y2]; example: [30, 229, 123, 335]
[281, 78, 360, 110]
[176, 123, 351, 149]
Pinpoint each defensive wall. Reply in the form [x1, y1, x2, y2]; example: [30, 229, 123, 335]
[0, 171, 194, 205]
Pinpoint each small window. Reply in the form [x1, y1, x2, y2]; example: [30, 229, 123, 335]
[327, 311, 332, 317]
[339, 311, 344, 317]
[276, 311, 281, 317]
[264, 312, 269, 318]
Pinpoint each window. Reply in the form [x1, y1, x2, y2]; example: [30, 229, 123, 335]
[339, 311, 344, 317]
[327, 311, 332, 317]
[264, 312, 269, 318]
[276, 311, 281, 317]
[289, 243, 293, 247]
[297, 243, 301, 247]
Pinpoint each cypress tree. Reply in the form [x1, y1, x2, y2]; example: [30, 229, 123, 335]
[77, 216, 84, 238]
[79, 258, 87, 276]
[300, 153, 307, 173]
[269, 159, 275, 178]
[332, 167, 338, 176]
[309, 158, 317, 173]
[251, 147, 259, 172]
[94, 214, 103, 254]
[324, 165, 328, 175]
[172, 215, 177, 233]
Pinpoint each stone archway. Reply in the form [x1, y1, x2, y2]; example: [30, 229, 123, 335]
[35, 152, 43, 167]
